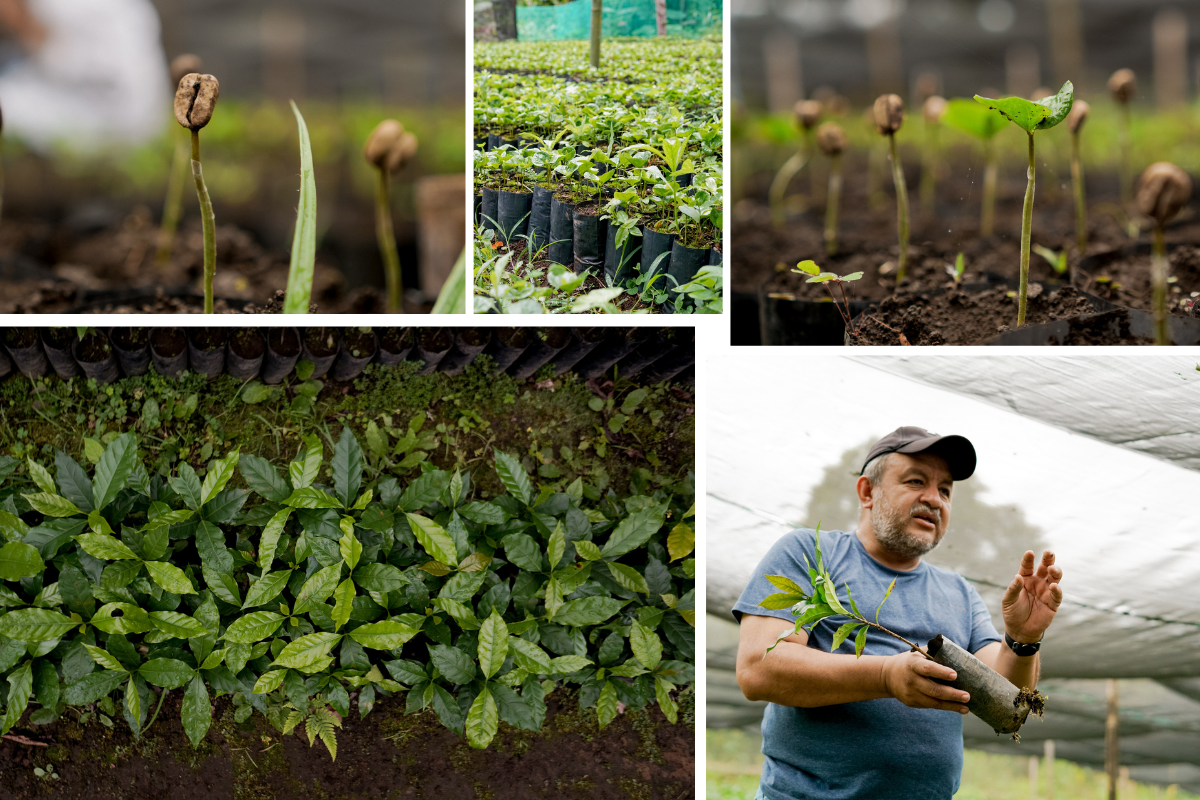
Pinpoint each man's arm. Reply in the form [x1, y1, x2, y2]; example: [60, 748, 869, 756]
[974, 641, 1040, 689]
[735, 614, 971, 713]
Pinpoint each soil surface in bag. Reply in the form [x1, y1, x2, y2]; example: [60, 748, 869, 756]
[738, 151, 1200, 326]
[846, 284, 1111, 346]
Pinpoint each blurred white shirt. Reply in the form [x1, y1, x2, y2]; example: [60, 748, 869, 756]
[0, 0, 170, 151]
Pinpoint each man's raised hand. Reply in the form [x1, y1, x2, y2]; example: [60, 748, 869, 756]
[1001, 550, 1063, 644]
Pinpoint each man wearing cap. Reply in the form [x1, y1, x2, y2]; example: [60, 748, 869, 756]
[733, 426, 1064, 800]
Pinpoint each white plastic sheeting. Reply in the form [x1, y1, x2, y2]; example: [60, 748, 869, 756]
[707, 352, 1200, 790]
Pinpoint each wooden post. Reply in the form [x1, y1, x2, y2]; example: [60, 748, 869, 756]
[1044, 740, 1055, 800]
[866, 17, 903, 97]
[1153, 7, 1188, 108]
[1105, 679, 1119, 800]
[1028, 755, 1039, 799]
[763, 31, 802, 114]
[655, 0, 666, 35]
[590, 0, 602, 68]
[1046, 0, 1085, 92]
[1006, 42, 1040, 100]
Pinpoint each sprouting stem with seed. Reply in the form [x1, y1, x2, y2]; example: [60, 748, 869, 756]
[794, 260, 863, 337]
[873, 95, 909, 281]
[975, 81, 1074, 327]
[173, 72, 220, 314]
[1135, 162, 1192, 346]
[363, 120, 419, 313]
[815, 123, 846, 256]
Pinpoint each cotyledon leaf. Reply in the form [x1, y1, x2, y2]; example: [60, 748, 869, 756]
[974, 80, 1073, 133]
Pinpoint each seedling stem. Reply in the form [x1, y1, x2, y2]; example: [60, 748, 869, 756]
[155, 134, 190, 270]
[1152, 224, 1167, 346]
[191, 130, 217, 315]
[768, 129, 813, 228]
[825, 153, 841, 256]
[375, 168, 403, 312]
[888, 134, 910, 281]
[1018, 132, 1035, 326]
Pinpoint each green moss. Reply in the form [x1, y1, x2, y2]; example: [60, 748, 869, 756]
[45, 744, 70, 763]
[616, 776, 654, 800]
[629, 707, 665, 766]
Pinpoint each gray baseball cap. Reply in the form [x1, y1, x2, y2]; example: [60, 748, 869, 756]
[860, 426, 977, 481]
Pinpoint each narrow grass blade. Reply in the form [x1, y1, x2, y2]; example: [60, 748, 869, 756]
[284, 100, 317, 314]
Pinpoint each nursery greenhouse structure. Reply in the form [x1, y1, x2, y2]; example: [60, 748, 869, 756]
[707, 354, 1200, 793]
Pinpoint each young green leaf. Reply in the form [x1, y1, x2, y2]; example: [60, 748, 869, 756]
[574, 540, 602, 561]
[552, 596, 626, 627]
[223, 611, 286, 644]
[283, 100, 317, 314]
[271, 632, 342, 672]
[291, 564, 342, 615]
[181, 674, 211, 747]
[92, 433, 137, 511]
[332, 428, 363, 508]
[347, 619, 419, 650]
[74, 534, 139, 562]
[338, 524, 362, 571]
[429, 644, 476, 684]
[547, 521, 565, 570]
[26, 459, 55, 495]
[283, 487, 341, 509]
[241, 570, 291, 610]
[84, 644, 127, 672]
[143, 561, 196, 595]
[0, 542, 44, 580]
[466, 686, 499, 749]
[1, 660, 33, 735]
[124, 676, 142, 730]
[596, 680, 619, 730]
[148, 610, 208, 639]
[478, 609, 509, 679]
[875, 578, 897, 623]
[606, 561, 650, 594]
[630, 621, 663, 671]
[0, 608, 79, 641]
[257, 507, 293, 570]
[508, 637, 552, 674]
[974, 81, 1073, 133]
[253, 669, 287, 694]
[940, 98, 1007, 140]
[91, 603, 154, 635]
[831, 621, 860, 652]
[23, 493, 82, 518]
[405, 513, 458, 567]
[331, 578, 355, 631]
[169, 463, 203, 511]
[200, 449, 240, 507]
[548, 655, 593, 674]
[666, 523, 694, 561]
[494, 450, 534, 506]
[854, 625, 869, 658]
[139, 658, 195, 689]
[758, 592, 806, 610]
[654, 675, 678, 724]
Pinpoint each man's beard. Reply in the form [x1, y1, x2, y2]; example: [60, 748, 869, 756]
[871, 491, 944, 559]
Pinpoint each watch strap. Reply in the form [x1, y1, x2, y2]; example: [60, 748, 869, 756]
[1004, 631, 1041, 657]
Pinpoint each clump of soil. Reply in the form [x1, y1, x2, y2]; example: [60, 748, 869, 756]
[229, 329, 265, 359]
[4, 329, 36, 348]
[149, 328, 186, 357]
[379, 327, 413, 355]
[304, 328, 340, 356]
[1010, 686, 1047, 742]
[111, 327, 148, 351]
[1078, 244, 1200, 315]
[341, 328, 377, 358]
[267, 327, 300, 357]
[76, 331, 112, 363]
[190, 328, 227, 352]
[847, 285, 1105, 345]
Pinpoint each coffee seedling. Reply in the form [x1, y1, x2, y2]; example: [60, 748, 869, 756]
[794, 259, 863, 336]
[874, 94, 910, 281]
[364, 120, 419, 313]
[945, 252, 965, 286]
[769, 99, 822, 227]
[816, 123, 846, 255]
[975, 80, 1073, 326]
[1109, 69, 1136, 207]
[940, 98, 1007, 237]
[1066, 100, 1089, 254]
[283, 101, 318, 315]
[1135, 161, 1192, 345]
[156, 54, 203, 269]
[173, 71, 220, 313]
[920, 95, 947, 214]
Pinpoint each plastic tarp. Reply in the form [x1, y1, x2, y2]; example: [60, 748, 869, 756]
[706, 352, 1200, 792]
[516, 0, 721, 41]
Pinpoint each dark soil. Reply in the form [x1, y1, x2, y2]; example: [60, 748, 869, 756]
[496, 328, 531, 349]
[418, 328, 453, 353]
[458, 328, 488, 347]
[229, 329, 266, 360]
[111, 328, 149, 351]
[1076, 244, 1200, 315]
[41, 329, 74, 349]
[342, 329, 377, 359]
[847, 284, 1107, 345]
[542, 327, 573, 348]
[379, 327, 413, 355]
[190, 328, 227, 352]
[303, 328, 340, 357]
[149, 328, 186, 358]
[76, 332, 112, 363]
[0, 691, 693, 800]
[4, 329, 36, 348]
[266, 328, 300, 357]
[737, 147, 1200, 341]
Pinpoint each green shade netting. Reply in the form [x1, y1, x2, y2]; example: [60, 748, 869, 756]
[516, 0, 721, 41]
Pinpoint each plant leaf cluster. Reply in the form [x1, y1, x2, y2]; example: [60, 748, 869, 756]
[0, 428, 694, 756]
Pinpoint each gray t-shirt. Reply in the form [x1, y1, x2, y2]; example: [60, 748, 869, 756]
[733, 527, 1001, 800]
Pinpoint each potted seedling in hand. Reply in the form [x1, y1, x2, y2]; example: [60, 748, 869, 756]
[874, 94, 910, 281]
[975, 80, 1073, 327]
[941, 98, 1007, 237]
[1067, 100, 1089, 254]
[173, 71, 220, 313]
[769, 99, 822, 227]
[1109, 69, 1136, 208]
[1136, 162, 1192, 346]
[759, 525, 1044, 737]
[816, 123, 846, 255]
[364, 120, 419, 313]
[794, 260, 863, 336]
[920, 95, 947, 214]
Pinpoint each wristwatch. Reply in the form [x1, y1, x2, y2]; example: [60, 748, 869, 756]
[1004, 632, 1041, 657]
